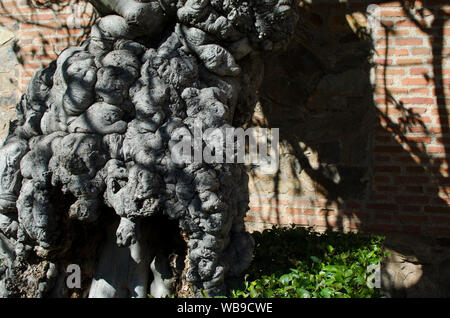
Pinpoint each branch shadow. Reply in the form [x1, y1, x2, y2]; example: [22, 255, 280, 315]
[0, 0, 96, 72]
[242, 0, 450, 297]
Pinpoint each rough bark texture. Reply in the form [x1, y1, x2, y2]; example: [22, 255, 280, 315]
[0, 0, 299, 297]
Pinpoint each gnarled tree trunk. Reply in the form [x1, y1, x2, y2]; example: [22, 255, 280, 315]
[0, 0, 298, 297]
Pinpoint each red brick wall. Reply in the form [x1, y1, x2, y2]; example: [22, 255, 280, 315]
[367, 1, 449, 237]
[0, 1, 449, 237]
[0, 0, 94, 91]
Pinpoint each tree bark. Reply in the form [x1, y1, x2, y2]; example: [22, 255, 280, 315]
[0, 0, 299, 297]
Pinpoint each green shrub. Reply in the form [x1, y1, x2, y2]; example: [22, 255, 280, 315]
[230, 225, 387, 298]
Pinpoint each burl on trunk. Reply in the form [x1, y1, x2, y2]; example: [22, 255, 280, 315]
[0, 0, 298, 297]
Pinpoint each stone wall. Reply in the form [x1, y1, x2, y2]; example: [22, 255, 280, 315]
[0, 0, 449, 239]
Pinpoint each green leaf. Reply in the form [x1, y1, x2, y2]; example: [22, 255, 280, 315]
[296, 288, 311, 298]
[323, 265, 339, 272]
[310, 256, 321, 263]
[279, 273, 292, 285]
[320, 287, 334, 298]
[248, 286, 258, 298]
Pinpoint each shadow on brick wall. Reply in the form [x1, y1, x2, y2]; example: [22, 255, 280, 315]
[241, 0, 449, 297]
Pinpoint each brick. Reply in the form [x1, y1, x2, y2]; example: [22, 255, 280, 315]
[345, 219, 362, 230]
[429, 126, 449, 134]
[37, 54, 58, 60]
[424, 206, 450, 214]
[396, 176, 430, 183]
[396, 19, 427, 28]
[379, 2, 403, 7]
[405, 166, 427, 174]
[366, 203, 399, 211]
[411, 48, 432, 55]
[369, 194, 390, 201]
[406, 125, 427, 133]
[374, 145, 404, 153]
[374, 166, 401, 173]
[395, 38, 423, 46]
[249, 206, 262, 213]
[19, 23, 36, 30]
[40, 29, 57, 36]
[374, 59, 393, 65]
[23, 62, 40, 69]
[380, 10, 407, 17]
[395, 195, 430, 204]
[375, 185, 399, 192]
[244, 215, 256, 222]
[310, 217, 339, 227]
[18, 45, 41, 53]
[302, 208, 315, 216]
[401, 205, 423, 213]
[292, 216, 309, 226]
[431, 215, 450, 223]
[426, 227, 450, 237]
[396, 214, 428, 222]
[375, 213, 392, 220]
[375, 87, 408, 96]
[317, 209, 336, 216]
[35, 13, 58, 21]
[404, 185, 424, 193]
[395, 58, 423, 65]
[374, 154, 392, 162]
[375, 68, 406, 75]
[409, 87, 429, 95]
[21, 30, 41, 37]
[374, 175, 392, 184]
[366, 224, 400, 232]
[408, 106, 428, 114]
[285, 207, 315, 216]
[379, 20, 395, 28]
[375, 78, 394, 87]
[378, 29, 411, 37]
[409, 68, 430, 75]
[402, 78, 432, 85]
[399, 97, 434, 104]
[402, 225, 422, 233]
[427, 146, 449, 154]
